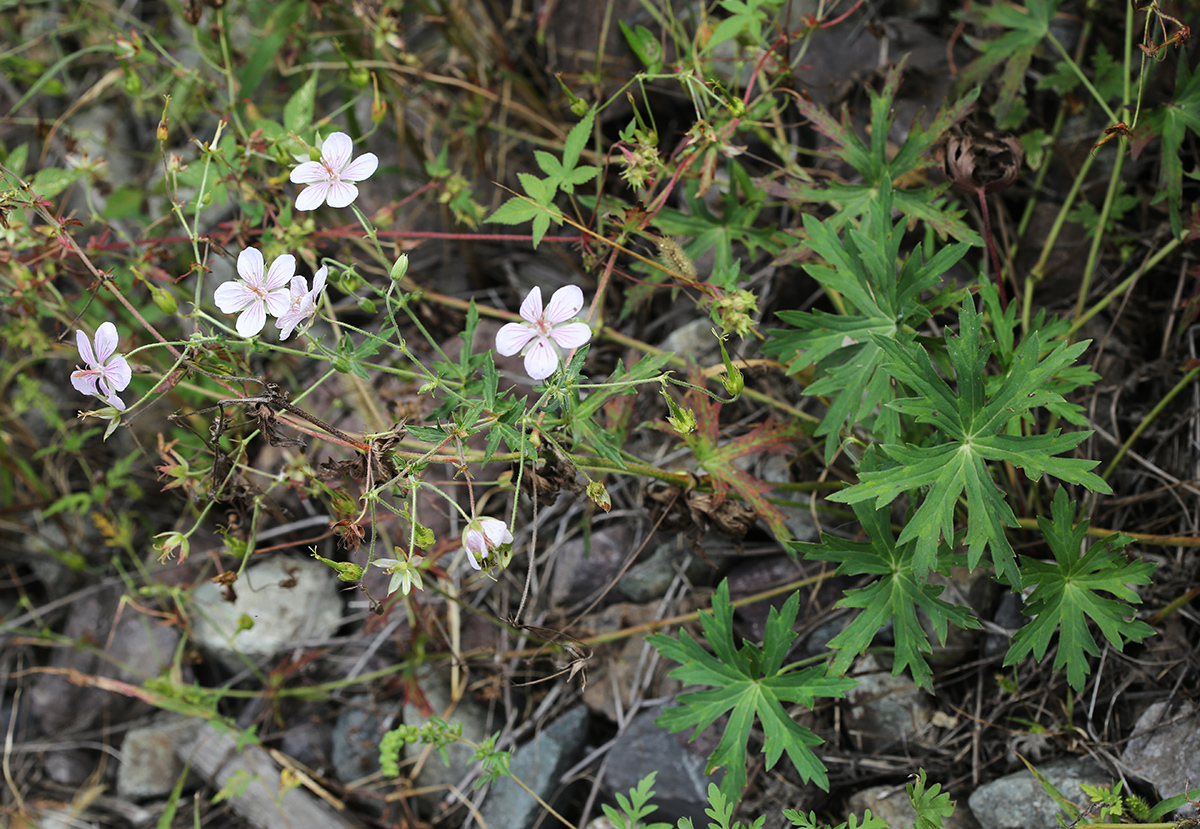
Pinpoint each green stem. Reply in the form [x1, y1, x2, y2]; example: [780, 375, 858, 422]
[1100, 363, 1200, 481]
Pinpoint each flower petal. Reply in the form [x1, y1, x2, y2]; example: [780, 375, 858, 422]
[264, 288, 292, 318]
[71, 368, 100, 396]
[295, 182, 330, 211]
[312, 266, 327, 294]
[276, 312, 301, 340]
[236, 247, 265, 285]
[495, 322, 536, 356]
[544, 284, 585, 324]
[214, 281, 256, 314]
[341, 152, 378, 182]
[75, 329, 96, 367]
[524, 337, 559, 380]
[289, 160, 328, 184]
[102, 354, 132, 392]
[264, 254, 296, 290]
[103, 389, 127, 410]
[549, 321, 592, 349]
[519, 286, 543, 324]
[235, 302, 267, 337]
[479, 517, 512, 546]
[324, 180, 359, 208]
[93, 321, 119, 364]
[321, 132, 354, 173]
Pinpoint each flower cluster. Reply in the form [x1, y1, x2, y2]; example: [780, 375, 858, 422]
[214, 249, 326, 339]
[495, 285, 592, 380]
[212, 130, 377, 338]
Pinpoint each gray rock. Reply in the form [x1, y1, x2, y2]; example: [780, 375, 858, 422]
[403, 665, 491, 805]
[118, 716, 202, 799]
[188, 557, 342, 672]
[582, 603, 682, 722]
[967, 757, 1110, 829]
[478, 706, 590, 829]
[332, 698, 392, 785]
[178, 722, 365, 829]
[29, 585, 181, 735]
[660, 318, 720, 363]
[604, 705, 720, 827]
[849, 782, 980, 829]
[618, 541, 678, 603]
[844, 655, 933, 751]
[1122, 700, 1200, 817]
[549, 524, 635, 607]
[759, 455, 819, 543]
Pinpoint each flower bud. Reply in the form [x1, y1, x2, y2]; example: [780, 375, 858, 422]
[371, 72, 387, 123]
[151, 284, 178, 314]
[389, 253, 409, 282]
[661, 382, 696, 435]
[586, 480, 611, 512]
[716, 331, 744, 399]
[312, 552, 364, 582]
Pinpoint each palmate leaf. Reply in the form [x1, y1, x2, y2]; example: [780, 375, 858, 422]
[676, 388, 807, 541]
[790, 496, 980, 691]
[955, 0, 1062, 125]
[1004, 489, 1156, 690]
[1148, 57, 1200, 238]
[764, 183, 970, 461]
[785, 58, 981, 242]
[829, 296, 1111, 586]
[648, 581, 855, 801]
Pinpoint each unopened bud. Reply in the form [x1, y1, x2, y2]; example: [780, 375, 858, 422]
[371, 72, 386, 123]
[157, 118, 169, 142]
[312, 551, 364, 582]
[151, 284, 178, 314]
[586, 480, 611, 512]
[389, 253, 409, 281]
[716, 331, 744, 399]
[661, 382, 696, 435]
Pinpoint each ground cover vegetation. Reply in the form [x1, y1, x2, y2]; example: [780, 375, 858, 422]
[2, 0, 1200, 826]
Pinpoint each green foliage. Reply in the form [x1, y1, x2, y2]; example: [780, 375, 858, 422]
[647, 160, 781, 281]
[1003, 489, 1156, 690]
[829, 295, 1110, 586]
[1148, 56, 1200, 237]
[648, 581, 855, 800]
[601, 772, 673, 829]
[764, 183, 970, 461]
[789, 493, 981, 691]
[956, 0, 1063, 124]
[703, 0, 784, 52]
[487, 107, 599, 247]
[784, 60, 980, 242]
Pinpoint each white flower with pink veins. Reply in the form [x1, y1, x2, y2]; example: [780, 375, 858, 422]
[213, 248, 295, 338]
[70, 322, 132, 410]
[289, 132, 378, 211]
[495, 285, 592, 380]
[463, 517, 513, 570]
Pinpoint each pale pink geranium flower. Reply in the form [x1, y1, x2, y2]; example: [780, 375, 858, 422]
[495, 285, 592, 380]
[289, 132, 378, 211]
[463, 517, 513, 570]
[214, 248, 294, 337]
[71, 321, 132, 410]
[276, 265, 327, 340]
